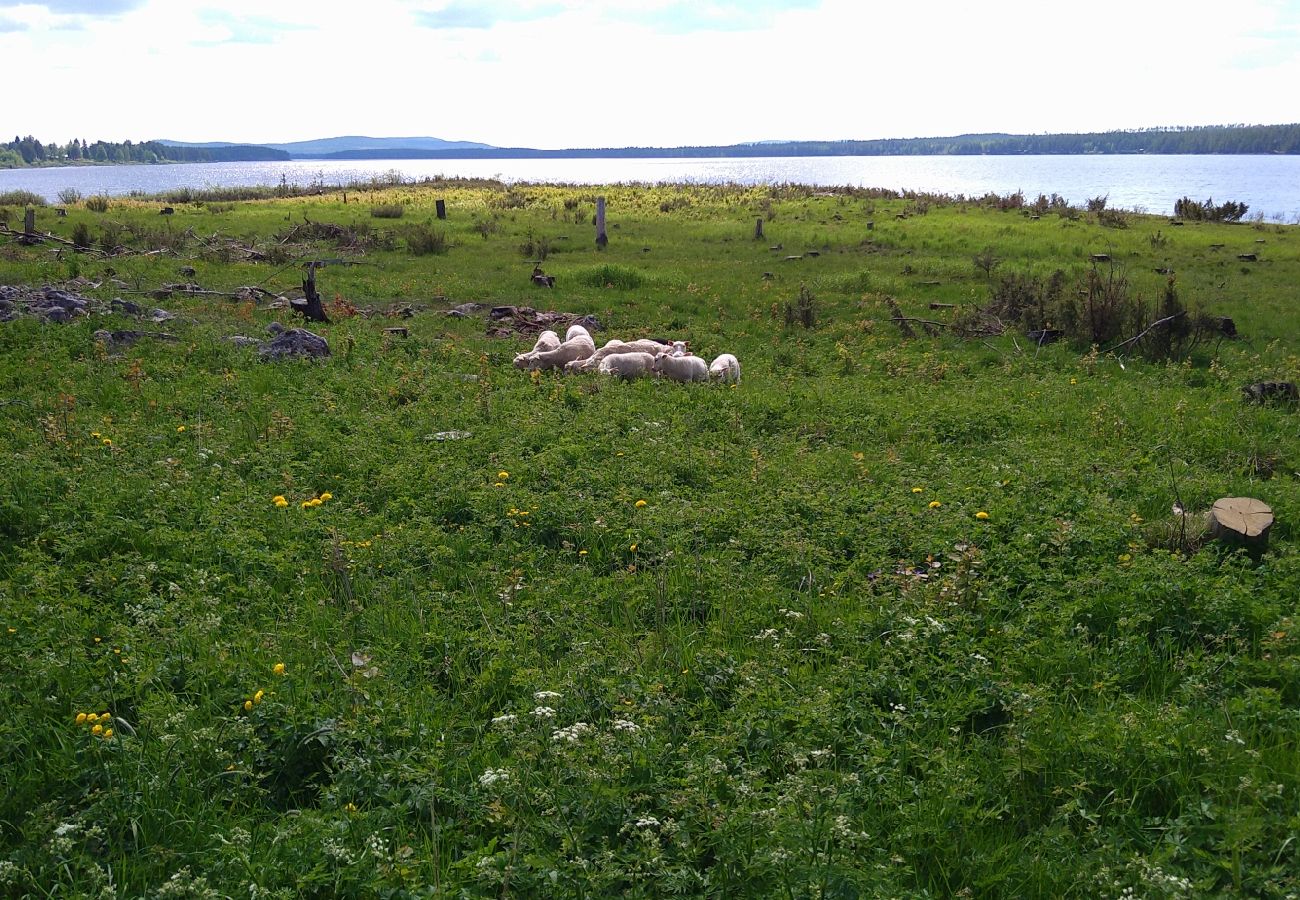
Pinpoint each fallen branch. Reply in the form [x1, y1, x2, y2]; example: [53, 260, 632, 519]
[1107, 312, 1187, 356]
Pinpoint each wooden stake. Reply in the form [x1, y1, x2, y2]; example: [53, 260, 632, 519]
[595, 196, 608, 249]
[436, 199, 446, 220]
[754, 218, 764, 240]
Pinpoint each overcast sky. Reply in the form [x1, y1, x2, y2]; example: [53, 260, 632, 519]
[2, 0, 1298, 148]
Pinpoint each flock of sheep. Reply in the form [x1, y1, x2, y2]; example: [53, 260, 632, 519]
[512, 324, 741, 384]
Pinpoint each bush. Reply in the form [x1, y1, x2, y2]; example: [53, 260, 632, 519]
[85, 194, 110, 213]
[0, 189, 46, 207]
[71, 222, 93, 249]
[1173, 196, 1248, 222]
[404, 224, 449, 255]
[57, 188, 82, 205]
[370, 203, 404, 219]
[519, 231, 550, 261]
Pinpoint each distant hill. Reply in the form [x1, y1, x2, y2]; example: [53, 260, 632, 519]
[158, 125, 1300, 161]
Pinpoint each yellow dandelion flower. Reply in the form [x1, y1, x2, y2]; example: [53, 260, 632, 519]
[244, 700, 253, 712]
[274, 498, 288, 508]
[630, 543, 638, 552]
[273, 662, 286, 675]
[310, 498, 323, 507]
[1069, 378, 1078, 385]
[254, 690, 265, 704]
[494, 482, 504, 488]
[928, 501, 942, 509]
[579, 549, 588, 556]
[76, 712, 88, 725]
[91, 431, 101, 438]
[497, 471, 509, 480]
[102, 438, 112, 446]
[1118, 553, 1132, 563]
[176, 425, 186, 433]
[320, 492, 333, 501]
[103, 728, 113, 739]
[635, 499, 647, 508]
[6, 627, 14, 633]
[976, 511, 990, 520]
[912, 487, 923, 493]
[93, 637, 101, 643]
[91, 724, 103, 735]
[301, 500, 312, 508]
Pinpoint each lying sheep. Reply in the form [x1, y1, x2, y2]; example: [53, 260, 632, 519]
[522, 325, 595, 371]
[597, 351, 657, 380]
[568, 337, 671, 373]
[708, 353, 741, 384]
[652, 350, 709, 382]
[513, 329, 561, 369]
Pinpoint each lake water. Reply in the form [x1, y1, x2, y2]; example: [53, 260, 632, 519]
[3, 154, 1298, 221]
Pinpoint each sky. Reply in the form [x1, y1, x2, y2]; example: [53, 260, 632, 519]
[2, 0, 1298, 149]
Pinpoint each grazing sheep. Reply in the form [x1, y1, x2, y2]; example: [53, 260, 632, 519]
[709, 353, 741, 384]
[652, 350, 709, 382]
[523, 328, 596, 371]
[569, 338, 672, 373]
[597, 351, 657, 380]
[513, 330, 561, 369]
[668, 340, 689, 357]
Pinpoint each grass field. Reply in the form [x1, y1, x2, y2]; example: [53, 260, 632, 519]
[1, 180, 1298, 897]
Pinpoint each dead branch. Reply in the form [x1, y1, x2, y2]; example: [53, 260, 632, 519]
[1107, 312, 1187, 356]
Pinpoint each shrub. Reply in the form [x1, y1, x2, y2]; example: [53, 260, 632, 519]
[972, 246, 1001, 278]
[57, 188, 82, 205]
[1086, 195, 1109, 213]
[370, 203, 404, 219]
[1097, 207, 1129, 229]
[0, 189, 46, 207]
[518, 231, 550, 261]
[71, 222, 93, 249]
[404, 223, 449, 255]
[784, 283, 817, 329]
[85, 194, 110, 213]
[1173, 196, 1248, 222]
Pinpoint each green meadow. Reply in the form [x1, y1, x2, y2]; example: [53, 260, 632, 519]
[1, 180, 1298, 897]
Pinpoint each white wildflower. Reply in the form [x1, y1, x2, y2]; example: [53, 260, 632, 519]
[531, 706, 556, 719]
[490, 713, 518, 728]
[552, 722, 594, 743]
[612, 719, 640, 733]
[478, 768, 511, 787]
[634, 816, 661, 829]
[533, 690, 562, 701]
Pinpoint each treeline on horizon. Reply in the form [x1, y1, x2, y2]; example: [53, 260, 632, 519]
[3, 124, 1297, 168]
[0, 136, 288, 168]
[309, 123, 1300, 160]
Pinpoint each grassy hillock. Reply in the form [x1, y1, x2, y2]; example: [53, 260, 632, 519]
[1, 182, 1298, 897]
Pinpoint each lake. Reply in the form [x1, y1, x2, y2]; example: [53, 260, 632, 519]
[3, 154, 1298, 221]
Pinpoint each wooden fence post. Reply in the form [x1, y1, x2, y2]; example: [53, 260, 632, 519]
[754, 218, 764, 240]
[595, 197, 608, 249]
[436, 199, 446, 220]
[24, 208, 36, 237]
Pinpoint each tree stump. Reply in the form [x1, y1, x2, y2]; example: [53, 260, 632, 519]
[754, 218, 764, 240]
[1208, 497, 1273, 553]
[436, 199, 446, 220]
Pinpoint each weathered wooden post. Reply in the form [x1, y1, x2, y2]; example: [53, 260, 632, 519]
[436, 199, 446, 220]
[296, 262, 331, 324]
[595, 196, 608, 249]
[24, 207, 36, 237]
[754, 218, 764, 240]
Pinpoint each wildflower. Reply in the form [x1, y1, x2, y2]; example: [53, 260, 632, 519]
[99, 712, 111, 723]
[635, 499, 647, 508]
[494, 482, 504, 488]
[613, 719, 640, 733]
[491, 713, 518, 728]
[102, 729, 113, 739]
[273, 662, 286, 675]
[478, 768, 511, 787]
[976, 511, 990, 520]
[497, 471, 509, 480]
[254, 689, 265, 704]
[76, 712, 87, 725]
[244, 700, 253, 712]
[102, 438, 112, 446]
[272, 495, 287, 506]
[176, 425, 186, 432]
[634, 816, 661, 830]
[928, 500, 942, 509]
[531, 706, 556, 719]
[309, 498, 323, 507]
[91, 724, 103, 735]
[533, 690, 562, 701]
[90, 431, 101, 438]
[578, 549, 588, 556]
[301, 500, 312, 509]
[320, 492, 333, 501]
[344, 802, 358, 813]
[552, 722, 594, 743]
[1118, 553, 1132, 563]
[1069, 378, 1078, 385]
[630, 543, 638, 552]
[912, 487, 923, 493]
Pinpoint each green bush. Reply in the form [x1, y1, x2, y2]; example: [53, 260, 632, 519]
[85, 194, 110, 213]
[370, 203, 405, 219]
[0, 189, 46, 206]
[574, 263, 645, 289]
[404, 223, 448, 255]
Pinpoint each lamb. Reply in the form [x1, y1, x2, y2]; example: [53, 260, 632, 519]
[652, 350, 709, 382]
[521, 325, 595, 371]
[513, 330, 561, 369]
[568, 338, 671, 373]
[708, 353, 741, 384]
[597, 351, 657, 380]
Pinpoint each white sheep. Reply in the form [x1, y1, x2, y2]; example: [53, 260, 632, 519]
[668, 340, 689, 357]
[523, 328, 596, 371]
[597, 351, 657, 380]
[569, 338, 671, 373]
[652, 350, 709, 382]
[513, 330, 561, 369]
[708, 353, 741, 384]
